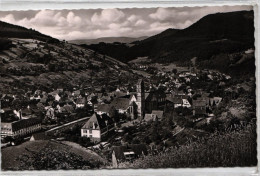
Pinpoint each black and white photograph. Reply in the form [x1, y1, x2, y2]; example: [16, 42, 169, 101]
[0, 3, 257, 172]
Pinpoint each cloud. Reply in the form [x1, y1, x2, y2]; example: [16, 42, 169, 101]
[149, 8, 175, 21]
[0, 6, 253, 40]
[135, 19, 147, 27]
[91, 9, 125, 24]
[127, 14, 138, 22]
[0, 14, 16, 24]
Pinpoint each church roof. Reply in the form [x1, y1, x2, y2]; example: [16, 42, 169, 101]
[111, 98, 130, 110]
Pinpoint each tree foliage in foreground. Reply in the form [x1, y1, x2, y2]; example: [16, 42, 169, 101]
[120, 123, 257, 168]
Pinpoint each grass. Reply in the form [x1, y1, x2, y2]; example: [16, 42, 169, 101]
[1, 140, 105, 170]
[119, 124, 257, 168]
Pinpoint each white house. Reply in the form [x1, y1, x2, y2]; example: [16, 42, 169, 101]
[182, 99, 191, 108]
[55, 94, 61, 102]
[81, 113, 114, 143]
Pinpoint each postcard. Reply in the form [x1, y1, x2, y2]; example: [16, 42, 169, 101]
[0, 1, 258, 175]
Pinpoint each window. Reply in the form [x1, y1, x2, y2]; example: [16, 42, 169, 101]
[89, 129, 92, 134]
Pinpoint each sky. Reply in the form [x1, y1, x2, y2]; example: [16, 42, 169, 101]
[0, 6, 253, 40]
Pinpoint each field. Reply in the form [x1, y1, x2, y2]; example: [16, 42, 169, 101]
[151, 63, 189, 72]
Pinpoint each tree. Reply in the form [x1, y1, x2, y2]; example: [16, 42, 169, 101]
[172, 68, 177, 74]
[150, 122, 160, 143]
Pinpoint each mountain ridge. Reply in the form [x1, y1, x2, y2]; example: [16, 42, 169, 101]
[83, 10, 254, 64]
[0, 21, 59, 43]
[69, 36, 148, 45]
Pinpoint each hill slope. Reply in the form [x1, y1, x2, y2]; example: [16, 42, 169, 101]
[83, 10, 255, 77]
[0, 22, 135, 95]
[0, 21, 59, 43]
[1, 140, 105, 170]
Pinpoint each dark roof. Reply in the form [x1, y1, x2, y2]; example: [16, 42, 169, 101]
[21, 108, 32, 115]
[82, 113, 114, 130]
[174, 94, 188, 99]
[112, 144, 148, 160]
[172, 97, 182, 104]
[145, 91, 166, 102]
[194, 107, 207, 115]
[96, 104, 113, 113]
[76, 97, 86, 104]
[31, 132, 52, 140]
[114, 91, 127, 98]
[40, 97, 47, 103]
[193, 100, 207, 107]
[12, 118, 41, 131]
[166, 96, 174, 103]
[61, 104, 74, 113]
[111, 98, 130, 110]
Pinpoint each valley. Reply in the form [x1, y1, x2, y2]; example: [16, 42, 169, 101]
[0, 8, 256, 170]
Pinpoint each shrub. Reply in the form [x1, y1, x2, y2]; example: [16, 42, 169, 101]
[120, 124, 257, 168]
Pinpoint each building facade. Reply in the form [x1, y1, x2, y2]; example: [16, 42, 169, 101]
[1, 118, 42, 139]
[136, 79, 145, 119]
[81, 113, 114, 143]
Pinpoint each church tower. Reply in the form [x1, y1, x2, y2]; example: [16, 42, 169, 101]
[136, 79, 145, 119]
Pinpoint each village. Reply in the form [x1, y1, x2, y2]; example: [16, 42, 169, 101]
[1, 58, 249, 168]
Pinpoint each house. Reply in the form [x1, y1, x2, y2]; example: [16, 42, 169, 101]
[1, 118, 42, 139]
[76, 97, 86, 108]
[192, 100, 207, 117]
[209, 97, 222, 107]
[54, 94, 61, 102]
[172, 97, 182, 108]
[81, 113, 115, 143]
[60, 104, 74, 115]
[72, 90, 81, 97]
[20, 107, 33, 119]
[36, 102, 45, 111]
[145, 90, 166, 113]
[87, 100, 93, 106]
[40, 96, 47, 104]
[57, 88, 64, 93]
[112, 144, 148, 168]
[110, 98, 136, 119]
[46, 107, 56, 120]
[95, 104, 115, 117]
[144, 113, 158, 122]
[129, 94, 137, 104]
[182, 98, 191, 108]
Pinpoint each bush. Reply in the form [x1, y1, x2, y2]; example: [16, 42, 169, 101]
[120, 124, 257, 168]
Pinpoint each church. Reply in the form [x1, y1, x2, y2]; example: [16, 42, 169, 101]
[109, 79, 166, 121]
[135, 79, 166, 119]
